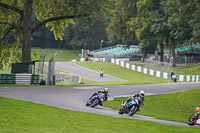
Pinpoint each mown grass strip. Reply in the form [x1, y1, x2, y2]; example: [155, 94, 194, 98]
[0, 97, 199, 133]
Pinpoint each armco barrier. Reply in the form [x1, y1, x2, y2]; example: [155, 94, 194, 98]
[110, 58, 200, 82]
[0, 74, 42, 85]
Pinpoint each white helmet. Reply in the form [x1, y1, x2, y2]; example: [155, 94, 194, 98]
[139, 90, 145, 97]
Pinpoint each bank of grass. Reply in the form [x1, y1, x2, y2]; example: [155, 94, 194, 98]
[31, 49, 80, 62]
[0, 97, 199, 133]
[104, 89, 200, 123]
[76, 62, 171, 85]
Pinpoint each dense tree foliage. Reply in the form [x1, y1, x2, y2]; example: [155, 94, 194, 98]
[107, 0, 138, 45]
[63, 15, 108, 50]
[0, 0, 108, 69]
[107, 0, 200, 60]
[1, 0, 200, 69]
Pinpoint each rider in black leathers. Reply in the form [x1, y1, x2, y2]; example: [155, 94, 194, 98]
[126, 90, 145, 110]
[88, 88, 109, 106]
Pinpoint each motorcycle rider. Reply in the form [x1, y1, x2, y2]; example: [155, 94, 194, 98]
[88, 88, 109, 106]
[171, 72, 177, 82]
[126, 90, 145, 111]
[99, 68, 104, 77]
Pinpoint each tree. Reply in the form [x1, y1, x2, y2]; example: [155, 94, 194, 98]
[161, 0, 200, 44]
[64, 14, 108, 50]
[107, 0, 138, 45]
[0, 0, 108, 69]
[107, 0, 200, 61]
[127, 0, 163, 59]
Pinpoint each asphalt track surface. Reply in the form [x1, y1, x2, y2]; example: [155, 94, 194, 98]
[55, 62, 126, 82]
[0, 83, 200, 127]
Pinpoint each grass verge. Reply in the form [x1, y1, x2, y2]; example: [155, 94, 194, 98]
[103, 89, 200, 123]
[31, 49, 81, 62]
[0, 97, 199, 133]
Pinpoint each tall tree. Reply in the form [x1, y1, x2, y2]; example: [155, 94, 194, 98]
[64, 14, 108, 50]
[0, 0, 108, 68]
[160, 0, 196, 62]
[160, 0, 193, 43]
[107, 0, 138, 45]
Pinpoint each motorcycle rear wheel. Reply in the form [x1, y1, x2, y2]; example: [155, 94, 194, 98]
[174, 78, 177, 82]
[188, 114, 197, 126]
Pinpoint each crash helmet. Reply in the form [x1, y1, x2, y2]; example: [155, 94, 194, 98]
[104, 88, 109, 93]
[139, 90, 145, 97]
[196, 107, 200, 112]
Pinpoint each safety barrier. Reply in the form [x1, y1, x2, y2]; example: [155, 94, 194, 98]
[55, 72, 81, 84]
[71, 57, 200, 82]
[0, 74, 42, 85]
[111, 58, 200, 82]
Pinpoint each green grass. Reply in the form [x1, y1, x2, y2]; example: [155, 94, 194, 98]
[0, 97, 199, 133]
[80, 78, 127, 85]
[172, 63, 200, 75]
[31, 49, 81, 62]
[76, 62, 171, 85]
[104, 89, 200, 123]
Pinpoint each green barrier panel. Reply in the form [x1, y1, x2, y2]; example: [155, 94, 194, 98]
[0, 74, 16, 84]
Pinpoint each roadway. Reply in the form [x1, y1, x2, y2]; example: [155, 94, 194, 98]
[54, 62, 126, 82]
[0, 82, 200, 127]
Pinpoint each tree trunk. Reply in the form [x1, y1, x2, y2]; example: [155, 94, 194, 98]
[170, 38, 176, 66]
[159, 42, 164, 62]
[22, 0, 32, 62]
[143, 47, 147, 59]
[170, 38, 175, 58]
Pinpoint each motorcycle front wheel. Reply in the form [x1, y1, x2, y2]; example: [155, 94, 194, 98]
[118, 106, 124, 115]
[86, 101, 90, 106]
[129, 106, 138, 116]
[188, 114, 197, 126]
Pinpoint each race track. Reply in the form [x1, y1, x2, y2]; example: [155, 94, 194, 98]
[55, 62, 126, 82]
[0, 82, 200, 127]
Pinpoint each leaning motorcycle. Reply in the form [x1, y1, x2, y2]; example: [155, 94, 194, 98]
[172, 74, 177, 82]
[86, 93, 105, 108]
[188, 107, 200, 126]
[118, 97, 141, 116]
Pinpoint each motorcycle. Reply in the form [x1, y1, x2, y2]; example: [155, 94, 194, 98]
[100, 72, 103, 77]
[86, 93, 105, 108]
[188, 107, 200, 126]
[118, 97, 141, 116]
[172, 74, 177, 82]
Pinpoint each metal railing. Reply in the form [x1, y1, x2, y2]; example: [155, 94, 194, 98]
[144, 59, 172, 73]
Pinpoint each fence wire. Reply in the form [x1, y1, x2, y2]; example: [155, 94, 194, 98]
[144, 59, 172, 73]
